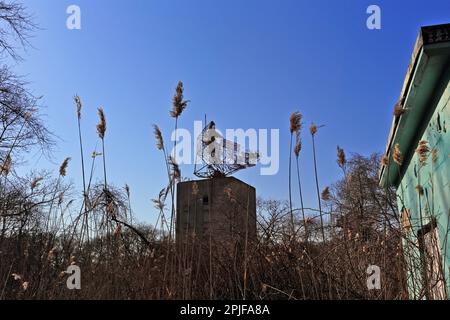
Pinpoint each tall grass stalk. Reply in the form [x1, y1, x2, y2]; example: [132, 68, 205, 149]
[310, 123, 325, 242]
[289, 112, 301, 234]
[74, 96, 89, 244]
[295, 129, 307, 242]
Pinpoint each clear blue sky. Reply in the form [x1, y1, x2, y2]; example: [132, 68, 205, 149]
[15, 0, 450, 224]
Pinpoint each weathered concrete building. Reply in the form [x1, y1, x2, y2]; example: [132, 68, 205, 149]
[176, 176, 256, 249]
[380, 23, 450, 299]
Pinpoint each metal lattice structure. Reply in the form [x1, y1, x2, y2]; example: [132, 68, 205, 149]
[194, 121, 259, 178]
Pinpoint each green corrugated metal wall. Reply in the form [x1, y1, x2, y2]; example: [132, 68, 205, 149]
[396, 63, 450, 299]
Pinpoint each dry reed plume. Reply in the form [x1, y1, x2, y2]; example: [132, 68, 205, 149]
[59, 157, 71, 177]
[393, 143, 402, 166]
[290, 112, 301, 134]
[432, 148, 438, 164]
[0, 154, 12, 176]
[321, 187, 330, 201]
[309, 123, 317, 136]
[170, 81, 189, 118]
[153, 125, 164, 150]
[337, 146, 346, 168]
[381, 154, 389, 166]
[416, 140, 430, 166]
[96, 107, 107, 140]
[393, 98, 407, 117]
[74, 95, 82, 119]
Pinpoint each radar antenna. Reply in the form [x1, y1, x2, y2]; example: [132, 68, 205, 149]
[194, 120, 259, 178]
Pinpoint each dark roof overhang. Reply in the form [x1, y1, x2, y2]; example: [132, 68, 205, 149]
[379, 23, 450, 187]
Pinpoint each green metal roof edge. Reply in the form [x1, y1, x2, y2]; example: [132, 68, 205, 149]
[379, 23, 450, 187]
[379, 32, 425, 187]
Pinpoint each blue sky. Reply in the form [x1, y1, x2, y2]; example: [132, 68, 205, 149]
[14, 0, 450, 224]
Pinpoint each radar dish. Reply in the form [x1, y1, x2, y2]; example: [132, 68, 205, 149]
[194, 121, 259, 178]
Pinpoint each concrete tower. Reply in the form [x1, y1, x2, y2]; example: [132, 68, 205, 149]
[176, 176, 256, 248]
